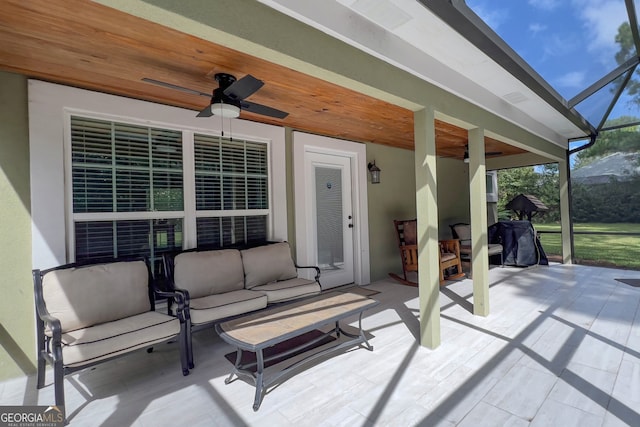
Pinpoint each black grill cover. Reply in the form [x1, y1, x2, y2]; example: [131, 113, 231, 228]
[488, 221, 548, 267]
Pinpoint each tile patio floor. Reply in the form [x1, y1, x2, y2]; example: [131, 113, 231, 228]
[2, 263, 640, 426]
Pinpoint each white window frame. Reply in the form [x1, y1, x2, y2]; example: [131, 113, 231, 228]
[67, 115, 187, 262]
[29, 80, 287, 269]
[486, 170, 498, 203]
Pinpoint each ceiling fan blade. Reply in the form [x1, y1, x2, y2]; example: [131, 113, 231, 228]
[224, 74, 264, 101]
[241, 100, 289, 119]
[196, 105, 213, 117]
[486, 151, 503, 156]
[142, 78, 211, 97]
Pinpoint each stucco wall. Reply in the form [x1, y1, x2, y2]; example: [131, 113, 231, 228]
[0, 71, 35, 380]
[365, 144, 472, 282]
[366, 143, 416, 282]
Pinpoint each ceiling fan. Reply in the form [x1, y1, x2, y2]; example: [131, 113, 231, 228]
[142, 73, 289, 119]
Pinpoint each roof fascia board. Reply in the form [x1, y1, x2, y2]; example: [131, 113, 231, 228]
[419, 0, 596, 136]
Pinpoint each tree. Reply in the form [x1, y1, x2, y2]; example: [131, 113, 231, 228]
[615, 22, 640, 102]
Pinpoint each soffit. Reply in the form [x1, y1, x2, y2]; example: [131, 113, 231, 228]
[257, 0, 589, 145]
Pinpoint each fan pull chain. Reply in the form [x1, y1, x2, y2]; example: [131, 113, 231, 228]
[220, 108, 224, 137]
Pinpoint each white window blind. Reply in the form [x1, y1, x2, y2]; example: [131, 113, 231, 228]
[194, 133, 269, 247]
[70, 116, 184, 274]
[69, 116, 271, 270]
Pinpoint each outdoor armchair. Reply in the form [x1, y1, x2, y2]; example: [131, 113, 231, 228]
[33, 257, 190, 418]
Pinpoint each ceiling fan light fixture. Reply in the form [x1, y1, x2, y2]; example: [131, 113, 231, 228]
[211, 102, 240, 118]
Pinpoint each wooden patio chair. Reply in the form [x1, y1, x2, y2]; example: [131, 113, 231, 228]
[389, 219, 465, 286]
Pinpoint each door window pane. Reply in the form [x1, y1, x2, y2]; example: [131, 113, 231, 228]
[315, 166, 344, 270]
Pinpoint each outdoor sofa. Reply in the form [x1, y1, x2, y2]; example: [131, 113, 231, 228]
[163, 241, 322, 367]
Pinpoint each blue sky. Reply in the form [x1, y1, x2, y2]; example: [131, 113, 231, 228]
[466, 0, 636, 125]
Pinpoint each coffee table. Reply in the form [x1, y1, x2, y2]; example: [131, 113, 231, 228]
[215, 291, 379, 410]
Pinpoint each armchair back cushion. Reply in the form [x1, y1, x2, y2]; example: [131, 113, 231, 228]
[42, 260, 150, 333]
[241, 242, 298, 289]
[452, 224, 472, 245]
[173, 249, 244, 298]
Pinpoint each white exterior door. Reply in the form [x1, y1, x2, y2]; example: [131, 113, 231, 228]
[305, 152, 355, 288]
[293, 131, 370, 289]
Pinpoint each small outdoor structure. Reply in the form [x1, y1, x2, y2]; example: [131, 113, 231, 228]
[506, 194, 548, 221]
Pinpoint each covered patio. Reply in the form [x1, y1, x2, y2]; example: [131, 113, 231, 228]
[2, 2, 640, 425]
[4, 263, 639, 426]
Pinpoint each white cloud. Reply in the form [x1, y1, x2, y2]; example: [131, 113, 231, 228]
[466, 1, 509, 30]
[573, 0, 626, 56]
[529, 23, 547, 36]
[554, 71, 586, 88]
[528, 0, 561, 11]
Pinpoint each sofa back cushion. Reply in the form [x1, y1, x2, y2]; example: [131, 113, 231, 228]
[241, 242, 298, 289]
[42, 260, 150, 333]
[173, 249, 244, 298]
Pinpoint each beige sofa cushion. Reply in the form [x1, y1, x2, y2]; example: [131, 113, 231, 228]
[42, 261, 150, 333]
[188, 289, 268, 325]
[60, 311, 180, 367]
[252, 278, 320, 303]
[173, 249, 244, 299]
[241, 242, 298, 289]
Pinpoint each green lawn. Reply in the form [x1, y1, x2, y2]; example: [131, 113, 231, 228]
[533, 223, 640, 270]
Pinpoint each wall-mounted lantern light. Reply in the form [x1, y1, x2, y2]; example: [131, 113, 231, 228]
[367, 161, 381, 184]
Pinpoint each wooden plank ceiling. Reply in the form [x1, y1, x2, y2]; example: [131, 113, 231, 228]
[0, 0, 525, 160]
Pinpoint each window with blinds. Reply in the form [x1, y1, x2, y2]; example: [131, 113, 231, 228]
[71, 116, 184, 274]
[70, 116, 271, 270]
[194, 133, 269, 247]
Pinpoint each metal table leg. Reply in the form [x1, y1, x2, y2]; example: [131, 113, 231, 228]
[225, 348, 243, 384]
[253, 349, 265, 411]
[336, 312, 373, 351]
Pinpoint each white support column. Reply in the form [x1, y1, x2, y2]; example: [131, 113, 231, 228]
[558, 159, 573, 264]
[468, 128, 490, 316]
[414, 107, 441, 349]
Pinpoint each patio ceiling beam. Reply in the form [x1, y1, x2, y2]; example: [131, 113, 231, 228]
[419, 0, 596, 137]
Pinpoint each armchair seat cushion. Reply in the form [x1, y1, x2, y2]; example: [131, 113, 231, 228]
[488, 243, 503, 255]
[58, 311, 180, 367]
[440, 252, 457, 263]
[460, 243, 502, 256]
[251, 278, 320, 303]
[189, 290, 268, 325]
